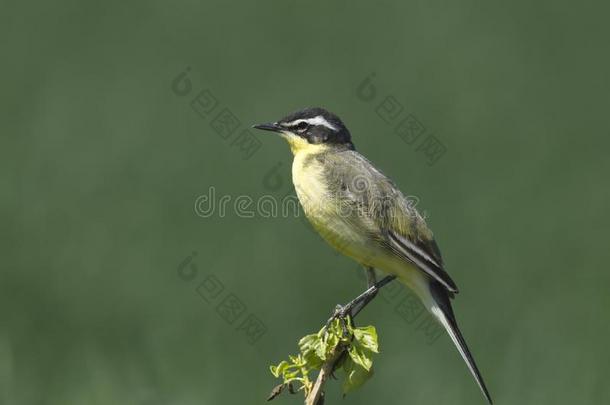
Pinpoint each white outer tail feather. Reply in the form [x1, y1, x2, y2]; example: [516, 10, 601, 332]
[429, 304, 493, 404]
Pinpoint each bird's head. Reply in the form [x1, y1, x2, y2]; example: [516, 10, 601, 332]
[253, 107, 353, 154]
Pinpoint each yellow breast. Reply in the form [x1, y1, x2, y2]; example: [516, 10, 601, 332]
[289, 142, 362, 259]
[291, 144, 330, 219]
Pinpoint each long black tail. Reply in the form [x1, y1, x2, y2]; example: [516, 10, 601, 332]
[428, 281, 493, 404]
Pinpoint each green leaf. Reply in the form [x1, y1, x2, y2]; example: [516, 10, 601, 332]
[347, 325, 378, 371]
[347, 344, 373, 371]
[298, 334, 318, 352]
[353, 325, 379, 353]
[298, 334, 324, 369]
[270, 361, 290, 378]
[341, 357, 374, 395]
[323, 333, 338, 358]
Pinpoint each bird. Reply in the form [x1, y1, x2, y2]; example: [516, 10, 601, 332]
[253, 107, 492, 404]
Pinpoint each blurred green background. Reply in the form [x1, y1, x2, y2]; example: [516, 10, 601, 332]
[2, 1, 609, 404]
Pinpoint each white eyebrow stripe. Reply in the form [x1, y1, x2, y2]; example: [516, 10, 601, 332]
[283, 116, 338, 131]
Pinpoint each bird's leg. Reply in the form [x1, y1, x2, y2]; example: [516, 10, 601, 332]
[325, 269, 396, 331]
[343, 274, 396, 318]
[365, 266, 377, 287]
[350, 266, 379, 316]
[325, 267, 375, 332]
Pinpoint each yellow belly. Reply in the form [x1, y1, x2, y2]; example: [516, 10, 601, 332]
[291, 150, 382, 267]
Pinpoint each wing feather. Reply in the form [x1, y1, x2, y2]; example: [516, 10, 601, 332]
[387, 230, 458, 293]
[323, 150, 459, 294]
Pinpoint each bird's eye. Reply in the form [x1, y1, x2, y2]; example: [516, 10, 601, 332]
[295, 122, 309, 132]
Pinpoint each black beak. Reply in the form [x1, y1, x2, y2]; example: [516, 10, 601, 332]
[252, 122, 283, 133]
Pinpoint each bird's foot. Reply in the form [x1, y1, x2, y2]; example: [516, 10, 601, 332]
[323, 275, 397, 336]
[324, 304, 352, 336]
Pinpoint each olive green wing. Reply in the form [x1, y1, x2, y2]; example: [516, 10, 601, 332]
[325, 150, 459, 294]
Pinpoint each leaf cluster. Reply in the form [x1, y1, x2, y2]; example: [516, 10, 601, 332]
[269, 318, 379, 400]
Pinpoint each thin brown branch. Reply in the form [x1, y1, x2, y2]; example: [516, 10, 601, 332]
[304, 341, 347, 405]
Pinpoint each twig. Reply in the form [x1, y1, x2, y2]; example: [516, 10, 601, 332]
[268, 274, 396, 405]
[304, 340, 347, 405]
[304, 276, 395, 404]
